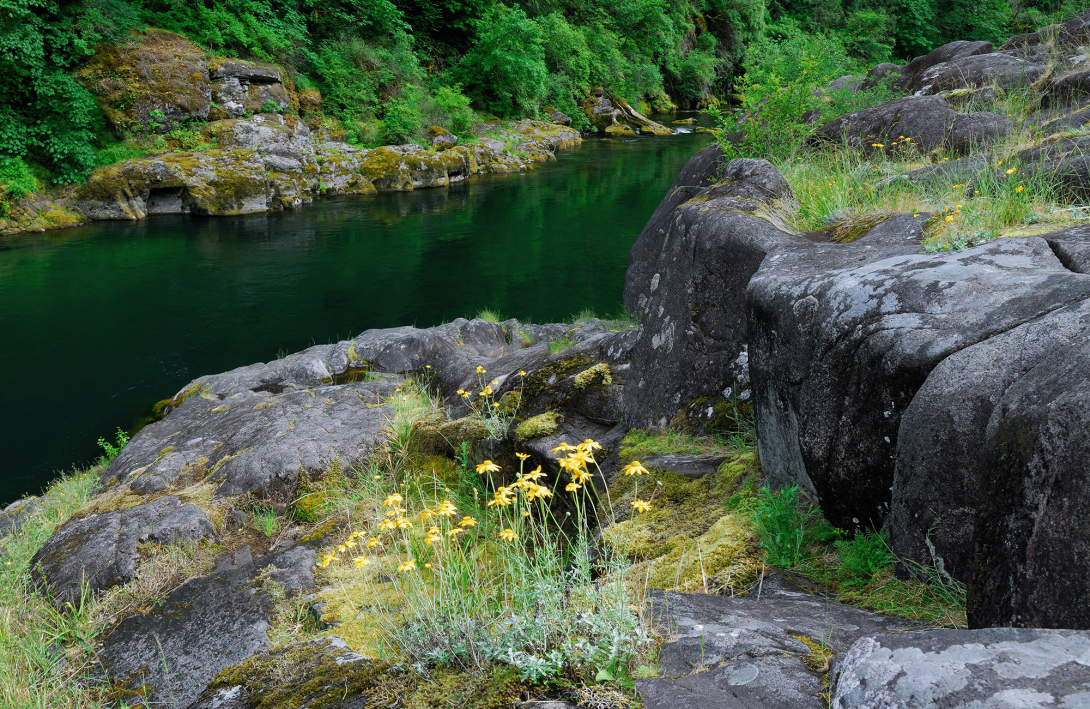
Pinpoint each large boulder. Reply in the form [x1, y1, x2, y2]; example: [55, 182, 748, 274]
[581, 90, 672, 135]
[812, 96, 1012, 156]
[832, 628, 1090, 709]
[623, 158, 798, 429]
[1001, 9, 1090, 51]
[894, 41, 994, 93]
[887, 294, 1090, 585]
[29, 496, 215, 605]
[747, 233, 1090, 531]
[911, 47, 1050, 95]
[969, 329, 1090, 629]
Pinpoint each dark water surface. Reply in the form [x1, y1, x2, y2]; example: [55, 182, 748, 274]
[0, 126, 711, 504]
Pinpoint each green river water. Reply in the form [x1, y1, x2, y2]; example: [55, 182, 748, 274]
[0, 124, 711, 504]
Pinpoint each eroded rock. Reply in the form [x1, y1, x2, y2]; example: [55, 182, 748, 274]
[623, 157, 798, 429]
[637, 587, 918, 709]
[97, 544, 316, 708]
[30, 496, 215, 605]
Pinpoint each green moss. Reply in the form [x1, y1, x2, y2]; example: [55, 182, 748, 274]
[515, 411, 562, 440]
[522, 353, 591, 397]
[572, 362, 612, 390]
[825, 211, 895, 243]
[435, 416, 490, 448]
[603, 451, 763, 594]
[620, 428, 734, 461]
[209, 639, 400, 709]
[299, 516, 346, 544]
[403, 666, 527, 709]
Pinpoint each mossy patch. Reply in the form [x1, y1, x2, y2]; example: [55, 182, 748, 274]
[572, 362, 612, 389]
[522, 353, 592, 397]
[516, 411, 563, 440]
[604, 451, 763, 594]
[619, 428, 737, 462]
[824, 211, 896, 243]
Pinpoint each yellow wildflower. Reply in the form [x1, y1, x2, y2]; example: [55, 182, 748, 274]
[516, 452, 531, 460]
[425, 526, 442, 543]
[944, 215, 954, 222]
[436, 500, 457, 517]
[565, 482, 581, 492]
[522, 465, 546, 483]
[383, 493, 403, 507]
[397, 519, 413, 529]
[525, 484, 553, 502]
[398, 559, 417, 572]
[518, 370, 526, 376]
[551, 442, 577, 454]
[424, 563, 432, 569]
[632, 499, 652, 513]
[353, 556, 370, 568]
[378, 519, 396, 531]
[447, 527, 465, 537]
[488, 487, 514, 507]
[458, 516, 477, 527]
[367, 537, 381, 548]
[622, 461, 650, 476]
[499, 528, 517, 542]
[476, 460, 501, 474]
[1016, 185, 1024, 192]
[493, 402, 500, 408]
[476, 366, 486, 374]
[579, 439, 603, 452]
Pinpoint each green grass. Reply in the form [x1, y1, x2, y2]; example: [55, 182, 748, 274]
[749, 486, 967, 627]
[0, 468, 113, 709]
[476, 309, 502, 323]
[619, 428, 747, 461]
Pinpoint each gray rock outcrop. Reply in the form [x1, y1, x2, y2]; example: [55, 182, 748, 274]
[30, 496, 215, 605]
[832, 628, 1090, 709]
[637, 584, 918, 709]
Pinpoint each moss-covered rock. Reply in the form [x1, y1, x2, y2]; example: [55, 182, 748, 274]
[76, 29, 212, 133]
[603, 450, 762, 594]
[516, 411, 563, 440]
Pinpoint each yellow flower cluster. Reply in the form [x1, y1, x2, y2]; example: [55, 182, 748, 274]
[554, 439, 602, 492]
[486, 463, 552, 506]
[316, 493, 477, 574]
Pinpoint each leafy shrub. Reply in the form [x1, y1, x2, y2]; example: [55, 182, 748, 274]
[710, 31, 899, 161]
[422, 85, 480, 137]
[381, 84, 424, 144]
[751, 485, 838, 567]
[0, 157, 39, 213]
[456, 6, 547, 118]
[835, 530, 894, 588]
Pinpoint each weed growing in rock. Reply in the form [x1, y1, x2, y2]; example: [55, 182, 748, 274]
[476, 309, 502, 323]
[751, 485, 838, 568]
[96, 428, 129, 466]
[251, 507, 282, 537]
[455, 366, 525, 440]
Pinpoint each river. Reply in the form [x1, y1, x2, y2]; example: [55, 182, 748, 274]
[0, 121, 712, 504]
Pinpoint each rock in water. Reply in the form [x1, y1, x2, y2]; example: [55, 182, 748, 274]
[831, 629, 1090, 709]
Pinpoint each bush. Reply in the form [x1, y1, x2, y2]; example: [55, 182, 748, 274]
[422, 85, 480, 137]
[0, 157, 39, 202]
[381, 84, 424, 144]
[456, 6, 547, 118]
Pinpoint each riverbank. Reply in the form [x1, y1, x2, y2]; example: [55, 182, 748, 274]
[0, 118, 586, 237]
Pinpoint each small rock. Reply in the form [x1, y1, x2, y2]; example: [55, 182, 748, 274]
[642, 454, 728, 479]
[426, 126, 458, 150]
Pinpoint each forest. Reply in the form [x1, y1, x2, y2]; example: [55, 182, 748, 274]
[0, 0, 1078, 185]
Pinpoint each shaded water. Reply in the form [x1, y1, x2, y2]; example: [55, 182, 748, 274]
[0, 124, 711, 504]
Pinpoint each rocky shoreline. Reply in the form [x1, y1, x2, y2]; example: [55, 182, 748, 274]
[8, 13, 1090, 709]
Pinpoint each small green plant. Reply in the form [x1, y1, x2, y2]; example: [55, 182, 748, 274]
[261, 99, 281, 113]
[548, 334, 576, 354]
[166, 127, 216, 152]
[835, 530, 894, 589]
[476, 309, 502, 323]
[0, 157, 38, 215]
[252, 507, 282, 537]
[97, 428, 130, 466]
[750, 485, 838, 567]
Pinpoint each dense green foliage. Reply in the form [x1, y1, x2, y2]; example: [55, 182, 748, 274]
[0, 0, 1077, 187]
